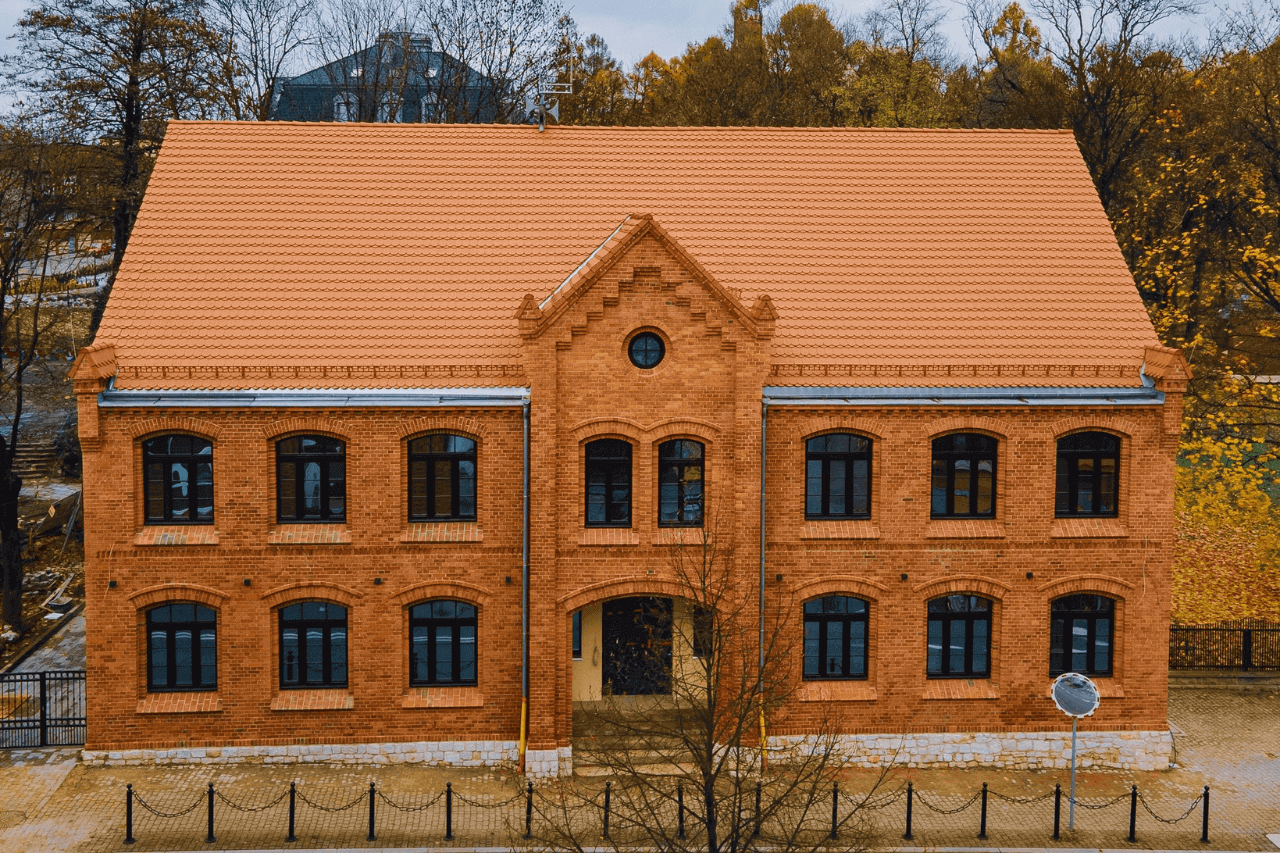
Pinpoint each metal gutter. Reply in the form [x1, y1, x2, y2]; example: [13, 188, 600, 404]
[518, 396, 531, 773]
[758, 397, 769, 764]
[761, 385, 1164, 407]
[98, 384, 530, 409]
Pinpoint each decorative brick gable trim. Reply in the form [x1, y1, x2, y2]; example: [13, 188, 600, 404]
[390, 581, 495, 608]
[259, 582, 362, 608]
[397, 416, 488, 440]
[1036, 574, 1135, 599]
[925, 416, 1007, 439]
[128, 417, 223, 441]
[912, 575, 1011, 600]
[260, 417, 351, 441]
[1046, 416, 1139, 439]
[791, 575, 888, 603]
[128, 583, 230, 610]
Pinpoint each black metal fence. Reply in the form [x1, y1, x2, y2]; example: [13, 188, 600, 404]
[0, 670, 86, 748]
[1169, 621, 1280, 671]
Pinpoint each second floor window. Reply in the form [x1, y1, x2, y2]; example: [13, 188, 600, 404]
[277, 436, 346, 523]
[927, 595, 992, 678]
[659, 439, 704, 527]
[1056, 432, 1119, 517]
[143, 435, 213, 524]
[806, 434, 871, 519]
[280, 602, 347, 688]
[931, 433, 997, 518]
[586, 439, 632, 527]
[1050, 594, 1114, 676]
[409, 435, 476, 521]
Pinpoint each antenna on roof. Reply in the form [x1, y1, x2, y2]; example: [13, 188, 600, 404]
[524, 79, 571, 132]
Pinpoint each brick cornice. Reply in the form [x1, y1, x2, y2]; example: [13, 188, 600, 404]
[128, 583, 229, 610]
[912, 574, 1011, 601]
[259, 581, 363, 608]
[390, 580, 495, 608]
[1036, 574, 1135, 599]
[260, 417, 351, 442]
[128, 416, 223, 441]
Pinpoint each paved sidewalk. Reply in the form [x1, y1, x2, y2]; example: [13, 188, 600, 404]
[1, 686, 1277, 852]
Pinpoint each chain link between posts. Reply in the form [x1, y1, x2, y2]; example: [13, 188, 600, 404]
[214, 788, 290, 812]
[1139, 790, 1205, 824]
[376, 789, 445, 812]
[988, 788, 1057, 804]
[451, 789, 527, 808]
[131, 790, 205, 819]
[294, 787, 368, 812]
[914, 790, 983, 815]
[839, 782, 908, 811]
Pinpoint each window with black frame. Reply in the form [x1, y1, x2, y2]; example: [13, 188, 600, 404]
[585, 439, 632, 527]
[803, 596, 869, 679]
[277, 436, 346, 522]
[926, 595, 991, 677]
[143, 435, 213, 524]
[1056, 432, 1119, 517]
[147, 603, 217, 691]
[408, 434, 476, 521]
[279, 602, 348, 688]
[931, 433, 997, 518]
[1050, 594, 1114, 675]
[409, 601, 477, 686]
[805, 434, 871, 518]
[658, 439, 704, 527]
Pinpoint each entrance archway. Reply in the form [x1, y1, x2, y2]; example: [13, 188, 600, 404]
[602, 596, 672, 696]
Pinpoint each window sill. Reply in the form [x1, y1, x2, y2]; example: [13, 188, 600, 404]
[1045, 678, 1123, 698]
[401, 686, 485, 708]
[1050, 518, 1128, 539]
[134, 526, 219, 546]
[653, 528, 708, 546]
[799, 520, 879, 540]
[922, 679, 999, 700]
[797, 680, 876, 702]
[268, 525, 352, 545]
[400, 523, 483, 543]
[579, 528, 640, 546]
[137, 693, 223, 714]
[924, 519, 1005, 539]
[270, 690, 354, 711]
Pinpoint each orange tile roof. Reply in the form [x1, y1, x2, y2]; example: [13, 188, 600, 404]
[96, 122, 1162, 389]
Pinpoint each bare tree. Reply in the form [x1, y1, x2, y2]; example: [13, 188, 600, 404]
[207, 0, 318, 120]
[308, 0, 418, 122]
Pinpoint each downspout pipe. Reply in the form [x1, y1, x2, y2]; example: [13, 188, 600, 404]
[758, 397, 769, 766]
[519, 396, 530, 773]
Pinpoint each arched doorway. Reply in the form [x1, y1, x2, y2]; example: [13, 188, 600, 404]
[602, 596, 673, 696]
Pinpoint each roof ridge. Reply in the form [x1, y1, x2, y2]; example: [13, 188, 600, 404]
[167, 120, 1076, 135]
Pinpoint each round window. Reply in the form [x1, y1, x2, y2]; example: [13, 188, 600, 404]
[628, 332, 665, 369]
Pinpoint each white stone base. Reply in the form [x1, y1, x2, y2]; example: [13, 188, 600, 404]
[768, 730, 1172, 772]
[525, 746, 573, 778]
[82, 740, 519, 769]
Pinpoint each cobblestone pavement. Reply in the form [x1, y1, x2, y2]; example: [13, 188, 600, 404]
[0, 686, 1276, 852]
[13, 614, 85, 673]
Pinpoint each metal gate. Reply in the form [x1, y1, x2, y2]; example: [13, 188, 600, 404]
[0, 670, 86, 748]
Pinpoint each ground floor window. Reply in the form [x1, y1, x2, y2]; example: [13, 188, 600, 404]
[410, 601, 477, 685]
[280, 602, 348, 688]
[1050, 594, 1114, 675]
[803, 596, 868, 679]
[147, 603, 217, 691]
[927, 595, 991, 677]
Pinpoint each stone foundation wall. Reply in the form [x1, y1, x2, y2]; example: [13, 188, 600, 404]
[81, 740, 518, 769]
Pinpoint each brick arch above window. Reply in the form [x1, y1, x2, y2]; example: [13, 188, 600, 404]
[259, 581, 362, 609]
[912, 574, 1011, 601]
[260, 417, 351, 443]
[128, 417, 222, 441]
[796, 416, 887, 442]
[1047, 416, 1139, 441]
[792, 576, 887, 604]
[569, 416, 721, 444]
[570, 418, 644, 443]
[925, 417, 1007, 441]
[1037, 574, 1134, 599]
[391, 580, 494, 608]
[128, 582, 229, 610]
[397, 415, 488, 441]
[558, 577, 694, 615]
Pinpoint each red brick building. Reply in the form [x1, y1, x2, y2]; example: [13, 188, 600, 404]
[73, 123, 1188, 774]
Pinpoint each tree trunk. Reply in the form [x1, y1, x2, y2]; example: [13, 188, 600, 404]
[0, 466, 24, 635]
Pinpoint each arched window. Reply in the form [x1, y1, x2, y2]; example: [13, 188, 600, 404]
[279, 602, 348, 688]
[277, 436, 346, 522]
[931, 433, 997, 518]
[408, 434, 476, 521]
[927, 595, 992, 677]
[1050, 594, 1114, 675]
[658, 439, 704, 527]
[143, 435, 213, 524]
[585, 439, 632, 527]
[803, 596, 868, 679]
[147, 603, 217, 691]
[1056, 432, 1119, 517]
[805, 434, 871, 519]
[410, 601, 477, 686]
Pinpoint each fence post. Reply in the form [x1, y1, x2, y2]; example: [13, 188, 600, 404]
[1201, 786, 1209, 843]
[677, 783, 685, 839]
[830, 781, 838, 840]
[206, 783, 216, 844]
[903, 781, 913, 841]
[978, 783, 988, 839]
[753, 781, 762, 837]
[368, 782, 377, 842]
[1053, 784, 1061, 840]
[286, 781, 296, 843]
[525, 781, 533, 839]
[1243, 629, 1254, 671]
[124, 784, 135, 845]
[602, 780, 611, 840]
[1127, 784, 1137, 843]
[38, 672, 48, 748]
[444, 782, 452, 840]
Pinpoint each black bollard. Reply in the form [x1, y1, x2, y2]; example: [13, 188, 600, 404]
[1053, 784, 1061, 840]
[753, 781, 762, 837]
[1127, 784, 1137, 843]
[903, 781, 913, 841]
[368, 782, 377, 842]
[525, 781, 533, 839]
[444, 782, 453, 841]
[124, 784, 136, 845]
[677, 783, 685, 839]
[206, 783, 216, 844]
[978, 783, 988, 840]
[1201, 786, 1209, 843]
[603, 781, 611, 840]
[830, 781, 839, 840]
[286, 781, 297, 843]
